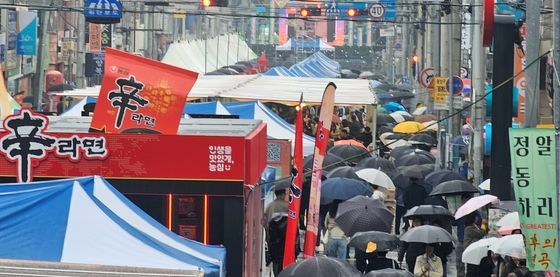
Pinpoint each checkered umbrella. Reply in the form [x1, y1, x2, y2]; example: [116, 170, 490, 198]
[278, 256, 361, 277]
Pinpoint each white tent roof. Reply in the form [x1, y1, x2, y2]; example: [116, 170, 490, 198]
[162, 34, 257, 73]
[56, 75, 376, 105]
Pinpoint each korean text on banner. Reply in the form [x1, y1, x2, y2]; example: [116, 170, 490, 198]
[283, 95, 303, 267]
[509, 128, 558, 271]
[303, 83, 336, 257]
[89, 23, 102, 52]
[16, 11, 37, 56]
[90, 48, 198, 134]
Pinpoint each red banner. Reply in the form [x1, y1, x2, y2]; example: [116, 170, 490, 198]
[90, 48, 198, 134]
[303, 83, 337, 257]
[283, 95, 304, 267]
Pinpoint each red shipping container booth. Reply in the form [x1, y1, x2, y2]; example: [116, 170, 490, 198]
[0, 115, 268, 277]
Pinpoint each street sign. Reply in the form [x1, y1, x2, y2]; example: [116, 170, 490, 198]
[325, 0, 340, 17]
[84, 0, 123, 24]
[460, 67, 469, 79]
[394, 42, 401, 50]
[432, 77, 449, 110]
[446, 76, 464, 95]
[369, 3, 385, 19]
[419, 67, 435, 88]
[379, 27, 395, 37]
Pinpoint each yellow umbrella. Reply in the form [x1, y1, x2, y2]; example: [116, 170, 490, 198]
[393, 121, 424, 134]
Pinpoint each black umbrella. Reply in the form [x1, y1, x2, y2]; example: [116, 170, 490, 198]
[403, 205, 453, 221]
[348, 231, 400, 253]
[408, 133, 437, 146]
[429, 180, 479, 196]
[398, 164, 435, 178]
[389, 145, 415, 159]
[321, 177, 372, 203]
[364, 269, 414, 277]
[424, 170, 465, 188]
[47, 84, 76, 92]
[335, 196, 394, 236]
[303, 153, 345, 173]
[400, 225, 453, 244]
[326, 166, 360, 180]
[394, 153, 435, 167]
[278, 256, 361, 277]
[355, 157, 396, 175]
[377, 114, 397, 126]
[377, 125, 394, 135]
[328, 144, 371, 164]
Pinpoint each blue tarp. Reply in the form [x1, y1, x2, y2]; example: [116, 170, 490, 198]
[0, 176, 226, 277]
[183, 101, 231, 115]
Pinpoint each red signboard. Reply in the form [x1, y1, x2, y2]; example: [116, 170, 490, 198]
[91, 48, 198, 134]
[0, 112, 268, 184]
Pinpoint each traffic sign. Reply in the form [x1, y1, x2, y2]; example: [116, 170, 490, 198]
[446, 76, 464, 95]
[369, 3, 385, 19]
[419, 67, 435, 88]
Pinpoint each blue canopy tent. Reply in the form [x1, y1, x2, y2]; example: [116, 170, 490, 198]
[264, 52, 340, 78]
[0, 176, 226, 277]
[223, 101, 316, 155]
[60, 96, 97, 117]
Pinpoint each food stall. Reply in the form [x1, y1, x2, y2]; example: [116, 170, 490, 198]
[0, 115, 268, 277]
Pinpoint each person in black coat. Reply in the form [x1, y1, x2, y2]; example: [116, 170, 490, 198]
[404, 178, 427, 211]
[356, 250, 400, 274]
[479, 251, 503, 277]
[398, 218, 425, 272]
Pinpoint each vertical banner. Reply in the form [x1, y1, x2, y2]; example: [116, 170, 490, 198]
[101, 24, 113, 50]
[283, 95, 304, 267]
[303, 83, 337, 257]
[6, 10, 17, 71]
[334, 20, 345, 46]
[366, 22, 372, 47]
[347, 21, 354, 47]
[90, 48, 198, 134]
[89, 23, 102, 52]
[514, 26, 526, 122]
[16, 11, 37, 56]
[509, 128, 558, 271]
[277, 9, 288, 44]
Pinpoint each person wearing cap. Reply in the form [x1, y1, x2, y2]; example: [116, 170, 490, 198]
[414, 244, 444, 277]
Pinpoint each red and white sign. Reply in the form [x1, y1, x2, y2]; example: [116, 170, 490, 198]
[0, 110, 268, 185]
[419, 67, 435, 88]
[369, 3, 385, 19]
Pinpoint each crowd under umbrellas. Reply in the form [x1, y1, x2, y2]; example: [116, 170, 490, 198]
[266, 105, 531, 277]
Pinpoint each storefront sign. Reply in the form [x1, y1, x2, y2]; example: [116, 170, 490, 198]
[85, 52, 105, 77]
[509, 128, 558, 271]
[0, 110, 108, 183]
[16, 11, 37, 56]
[89, 23, 102, 52]
[91, 48, 198, 134]
[101, 24, 112, 50]
[84, 0, 122, 24]
[432, 77, 449, 110]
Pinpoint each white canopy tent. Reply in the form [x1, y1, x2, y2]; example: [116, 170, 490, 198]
[275, 39, 335, 52]
[56, 75, 376, 105]
[162, 34, 257, 73]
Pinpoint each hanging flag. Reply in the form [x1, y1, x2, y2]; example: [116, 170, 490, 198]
[303, 83, 337, 257]
[90, 48, 198, 134]
[16, 11, 37, 56]
[283, 94, 304, 267]
[509, 128, 558, 271]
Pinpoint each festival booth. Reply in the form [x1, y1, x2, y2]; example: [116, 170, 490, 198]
[0, 115, 268, 277]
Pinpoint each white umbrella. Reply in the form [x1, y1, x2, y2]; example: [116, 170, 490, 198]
[422, 121, 438, 132]
[488, 234, 527, 259]
[496, 212, 520, 227]
[462, 237, 499, 265]
[392, 110, 413, 118]
[355, 168, 395, 189]
[479, 179, 491, 190]
[389, 113, 407, 123]
[412, 106, 427, 115]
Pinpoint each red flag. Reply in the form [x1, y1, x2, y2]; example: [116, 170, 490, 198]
[90, 48, 198, 134]
[283, 94, 304, 267]
[303, 83, 337, 257]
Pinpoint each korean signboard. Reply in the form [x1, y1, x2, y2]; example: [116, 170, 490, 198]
[90, 48, 198, 134]
[432, 77, 449, 110]
[16, 11, 37, 56]
[89, 23, 102, 52]
[6, 10, 17, 71]
[85, 52, 105, 77]
[84, 0, 123, 24]
[509, 128, 558, 271]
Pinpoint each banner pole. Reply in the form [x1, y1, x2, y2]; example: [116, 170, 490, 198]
[552, 0, 560, 257]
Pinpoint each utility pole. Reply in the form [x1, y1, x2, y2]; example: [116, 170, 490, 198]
[76, 3, 85, 89]
[471, 0, 486, 190]
[33, 9, 49, 111]
[525, 0, 542, 127]
[552, 0, 560, 243]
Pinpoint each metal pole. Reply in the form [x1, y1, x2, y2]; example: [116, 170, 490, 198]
[472, 0, 486, 188]
[447, 4, 454, 138]
[33, 9, 48, 111]
[216, 31, 220, 70]
[552, 0, 560, 246]
[525, 0, 542, 127]
[76, 7, 85, 89]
